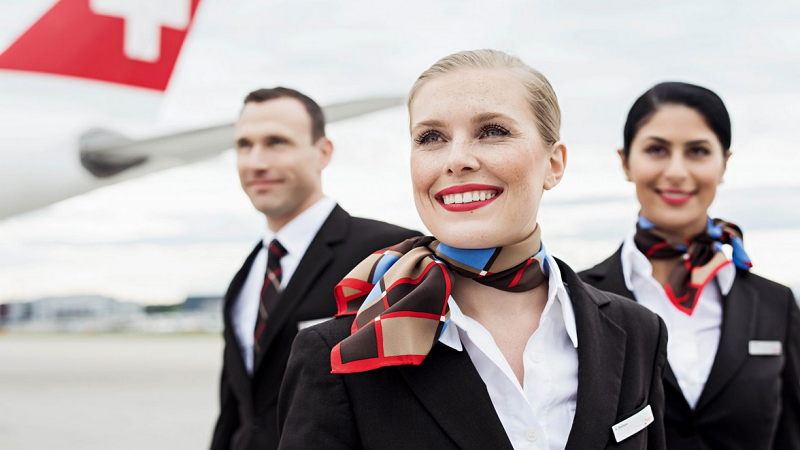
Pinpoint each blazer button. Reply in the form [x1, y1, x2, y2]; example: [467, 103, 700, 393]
[252, 416, 264, 431]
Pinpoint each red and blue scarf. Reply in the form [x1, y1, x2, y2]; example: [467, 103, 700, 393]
[634, 216, 752, 315]
[331, 226, 549, 374]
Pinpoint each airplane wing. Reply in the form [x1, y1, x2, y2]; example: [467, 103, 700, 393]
[0, 0, 406, 219]
[79, 96, 405, 178]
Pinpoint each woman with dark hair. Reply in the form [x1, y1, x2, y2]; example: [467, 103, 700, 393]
[581, 82, 800, 450]
[277, 50, 669, 449]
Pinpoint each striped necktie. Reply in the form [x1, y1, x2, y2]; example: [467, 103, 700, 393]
[254, 239, 286, 359]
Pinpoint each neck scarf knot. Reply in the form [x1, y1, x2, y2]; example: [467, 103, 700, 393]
[634, 216, 752, 315]
[331, 226, 548, 373]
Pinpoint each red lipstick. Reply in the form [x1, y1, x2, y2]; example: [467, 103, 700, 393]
[656, 189, 694, 205]
[434, 183, 503, 212]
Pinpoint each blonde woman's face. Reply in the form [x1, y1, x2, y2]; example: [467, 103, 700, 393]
[409, 68, 566, 249]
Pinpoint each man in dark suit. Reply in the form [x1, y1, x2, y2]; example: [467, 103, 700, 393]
[209, 87, 420, 450]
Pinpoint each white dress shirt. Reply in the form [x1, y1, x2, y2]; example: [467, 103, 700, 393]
[232, 197, 337, 375]
[621, 228, 735, 409]
[439, 254, 579, 450]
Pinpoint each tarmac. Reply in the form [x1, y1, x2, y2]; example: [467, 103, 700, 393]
[0, 333, 224, 449]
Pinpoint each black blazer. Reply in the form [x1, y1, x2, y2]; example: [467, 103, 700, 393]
[277, 258, 668, 450]
[210, 205, 421, 450]
[580, 247, 800, 450]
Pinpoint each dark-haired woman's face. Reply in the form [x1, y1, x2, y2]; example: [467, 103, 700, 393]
[621, 104, 729, 238]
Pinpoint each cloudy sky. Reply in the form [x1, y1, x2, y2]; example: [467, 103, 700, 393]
[1, 0, 799, 304]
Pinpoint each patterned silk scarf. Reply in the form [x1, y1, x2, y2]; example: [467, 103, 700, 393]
[634, 216, 752, 315]
[331, 226, 548, 374]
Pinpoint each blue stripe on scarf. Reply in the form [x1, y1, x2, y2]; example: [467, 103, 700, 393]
[356, 253, 402, 314]
[638, 215, 656, 230]
[639, 215, 752, 270]
[435, 244, 496, 271]
[537, 243, 551, 276]
[707, 218, 723, 238]
[357, 240, 552, 316]
[358, 283, 385, 314]
[731, 236, 751, 270]
[709, 218, 752, 270]
[372, 254, 400, 284]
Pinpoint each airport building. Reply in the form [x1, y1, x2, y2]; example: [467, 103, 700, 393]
[0, 295, 143, 332]
[0, 295, 223, 333]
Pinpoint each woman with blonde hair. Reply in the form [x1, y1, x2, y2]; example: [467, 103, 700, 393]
[278, 50, 668, 450]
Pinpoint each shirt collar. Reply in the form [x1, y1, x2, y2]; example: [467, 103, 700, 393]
[263, 197, 337, 258]
[438, 253, 578, 351]
[437, 301, 464, 351]
[621, 227, 735, 295]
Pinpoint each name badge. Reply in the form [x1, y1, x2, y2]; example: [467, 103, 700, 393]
[749, 340, 782, 356]
[297, 317, 332, 331]
[612, 404, 654, 443]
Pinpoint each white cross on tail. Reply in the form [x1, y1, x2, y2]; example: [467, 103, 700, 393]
[89, 0, 191, 62]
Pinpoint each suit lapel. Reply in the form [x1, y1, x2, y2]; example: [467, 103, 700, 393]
[223, 243, 262, 386]
[561, 260, 627, 450]
[582, 249, 683, 397]
[394, 259, 630, 450]
[253, 205, 348, 372]
[582, 247, 635, 300]
[398, 343, 514, 450]
[694, 274, 757, 412]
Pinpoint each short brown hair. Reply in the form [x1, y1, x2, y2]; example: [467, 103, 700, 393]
[243, 87, 326, 142]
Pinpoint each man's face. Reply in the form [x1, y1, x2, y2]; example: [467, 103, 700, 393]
[235, 98, 331, 222]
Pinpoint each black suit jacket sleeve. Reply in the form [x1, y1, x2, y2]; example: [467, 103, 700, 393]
[648, 317, 668, 450]
[210, 346, 241, 450]
[277, 328, 360, 450]
[774, 290, 800, 450]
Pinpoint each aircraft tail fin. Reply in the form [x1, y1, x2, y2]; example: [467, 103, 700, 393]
[0, 0, 202, 91]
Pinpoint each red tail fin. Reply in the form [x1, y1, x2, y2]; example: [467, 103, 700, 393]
[0, 0, 202, 91]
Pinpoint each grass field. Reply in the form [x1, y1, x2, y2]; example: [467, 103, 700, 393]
[0, 333, 224, 449]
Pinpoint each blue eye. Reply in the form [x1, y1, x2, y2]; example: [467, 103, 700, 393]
[479, 123, 509, 138]
[415, 131, 443, 145]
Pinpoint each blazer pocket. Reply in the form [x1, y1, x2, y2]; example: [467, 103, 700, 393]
[614, 397, 648, 424]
